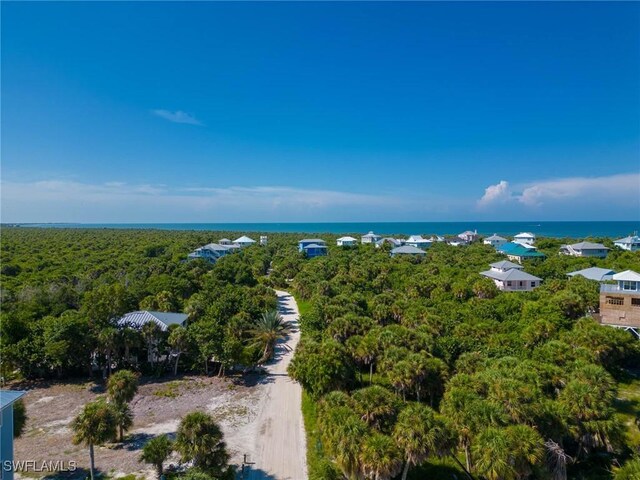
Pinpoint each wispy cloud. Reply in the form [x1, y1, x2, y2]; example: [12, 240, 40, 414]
[152, 109, 203, 126]
[477, 173, 640, 210]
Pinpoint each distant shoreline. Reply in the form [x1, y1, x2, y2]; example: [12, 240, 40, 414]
[3, 221, 638, 239]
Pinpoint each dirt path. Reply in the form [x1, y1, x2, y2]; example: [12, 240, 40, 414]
[243, 290, 307, 480]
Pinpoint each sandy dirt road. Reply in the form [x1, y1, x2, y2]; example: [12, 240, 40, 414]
[242, 290, 307, 480]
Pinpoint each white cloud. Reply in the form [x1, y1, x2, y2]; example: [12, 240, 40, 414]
[0, 180, 406, 223]
[152, 109, 203, 126]
[477, 172, 640, 211]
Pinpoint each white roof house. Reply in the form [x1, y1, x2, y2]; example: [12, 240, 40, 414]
[361, 231, 382, 244]
[188, 243, 234, 262]
[219, 238, 232, 245]
[612, 270, 640, 283]
[567, 267, 616, 282]
[560, 241, 609, 258]
[489, 260, 524, 272]
[513, 232, 536, 245]
[391, 245, 427, 257]
[614, 235, 640, 252]
[376, 238, 403, 248]
[484, 234, 508, 248]
[234, 235, 257, 247]
[458, 230, 479, 242]
[117, 311, 189, 331]
[405, 235, 432, 250]
[481, 267, 542, 292]
[337, 236, 358, 247]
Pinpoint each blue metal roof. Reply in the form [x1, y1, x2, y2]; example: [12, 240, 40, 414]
[0, 390, 26, 411]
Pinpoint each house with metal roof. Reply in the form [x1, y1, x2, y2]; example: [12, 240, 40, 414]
[483, 234, 508, 248]
[187, 243, 234, 263]
[498, 242, 545, 263]
[1, 390, 26, 480]
[117, 311, 188, 331]
[405, 235, 432, 250]
[391, 245, 427, 257]
[560, 241, 609, 258]
[302, 243, 328, 258]
[376, 238, 403, 248]
[489, 260, 524, 272]
[361, 231, 382, 244]
[599, 270, 640, 336]
[458, 230, 479, 243]
[219, 238, 232, 245]
[480, 264, 542, 292]
[234, 235, 257, 247]
[567, 267, 616, 282]
[337, 236, 358, 247]
[298, 238, 326, 252]
[614, 235, 640, 252]
[513, 232, 536, 245]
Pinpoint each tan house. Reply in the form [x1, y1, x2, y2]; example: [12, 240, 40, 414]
[599, 270, 640, 337]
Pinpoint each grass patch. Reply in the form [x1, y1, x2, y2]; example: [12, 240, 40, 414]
[615, 373, 640, 449]
[296, 298, 312, 318]
[153, 381, 183, 398]
[301, 390, 324, 477]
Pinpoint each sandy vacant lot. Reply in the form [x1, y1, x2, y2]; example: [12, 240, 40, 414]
[13, 290, 307, 480]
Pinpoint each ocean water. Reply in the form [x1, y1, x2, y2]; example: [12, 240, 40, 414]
[14, 221, 640, 239]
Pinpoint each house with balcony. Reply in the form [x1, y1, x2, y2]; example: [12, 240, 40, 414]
[337, 236, 358, 247]
[484, 234, 508, 248]
[498, 242, 545, 263]
[560, 241, 609, 258]
[299, 239, 328, 258]
[1, 391, 26, 480]
[187, 243, 234, 263]
[361, 231, 382, 244]
[514, 232, 536, 245]
[567, 267, 616, 282]
[480, 262, 542, 292]
[598, 270, 640, 337]
[614, 235, 640, 252]
[405, 235, 432, 250]
[376, 238, 403, 248]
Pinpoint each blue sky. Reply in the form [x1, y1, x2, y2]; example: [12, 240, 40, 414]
[2, 1, 639, 222]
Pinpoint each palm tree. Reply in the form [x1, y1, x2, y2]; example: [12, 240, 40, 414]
[359, 433, 402, 480]
[168, 326, 190, 376]
[139, 435, 173, 479]
[174, 411, 229, 476]
[319, 406, 369, 480]
[98, 327, 119, 378]
[352, 386, 399, 429]
[393, 403, 452, 480]
[72, 399, 117, 480]
[107, 369, 138, 440]
[250, 310, 292, 364]
[142, 321, 161, 368]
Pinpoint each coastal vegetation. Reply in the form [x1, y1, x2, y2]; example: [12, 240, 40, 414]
[2, 226, 640, 479]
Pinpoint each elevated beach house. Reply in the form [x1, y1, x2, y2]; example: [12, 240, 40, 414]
[614, 235, 640, 252]
[480, 261, 541, 292]
[188, 243, 235, 263]
[405, 235, 432, 250]
[483, 234, 508, 248]
[337, 236, 358, 247]
[298, 239, 328, 258]
[260, 235, 268, 245]
[219, 238, 232, 245]
[376, 238, 403, 248]
[567, 267, 616, 282]
[234, 235, 257, 247]
[458, 230, 479, 243]
[391, 245, 427, 257]
[513, 232, 536, 245]
[598, 270, 640, 338]
[498, 242, 545, 264]
[361, 231, 382, 244]
[560, 241, 609, 258]
[1, 390, 26, 480]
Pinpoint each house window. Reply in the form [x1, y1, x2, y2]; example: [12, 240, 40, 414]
[622, 281, 638, 291]
[519, 281, 524, 287]
[632, 298, 640, 307]
[531, 282, 536, 287]
[506, 281, 512, 286]
[606, 296, 625, 306]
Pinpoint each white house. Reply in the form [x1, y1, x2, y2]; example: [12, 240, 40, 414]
[234, 235, 257, 247]
[458, 230, 479, 243]
[489, 260, 524, 273]
[260, 236, 268, 245]
[405, 235, 432, 250]
[337, 236, 358, 247]
[361, 231, 382, 244]
[219, 238, 232, 245]
[376, 238, 403, 248]
[567, 267, 616, 282]
[560, 241, 609, 258]
[614, 235, 640, 252]
[480, 265, 542, 292]
[513, 232, 536, 245]
[483, 234, 508, 248]
[391, 245, 427, 257]
[428, 235, 446, 243]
